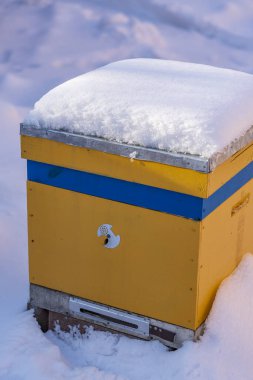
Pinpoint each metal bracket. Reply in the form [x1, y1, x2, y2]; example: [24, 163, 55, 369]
[69, 297, 149, 337]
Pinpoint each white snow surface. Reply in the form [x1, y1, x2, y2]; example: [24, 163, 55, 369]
[2, 1, 253, 379]
[26, 59, 253, 158]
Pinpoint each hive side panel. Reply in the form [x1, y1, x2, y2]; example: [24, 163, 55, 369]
[21, 135, 208, 197]
[196, 179, 253, 327]
[27, 181, 200, 329]
[208, 141, 253, 196]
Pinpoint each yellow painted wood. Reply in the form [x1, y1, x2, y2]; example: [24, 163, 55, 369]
[21, 136, 253, 198]
[196, 179, 253, 327]
[21, 135, 208, 197]
[27, 181, 200, 329]
[22, 135, 253, 331]
[207, 141, 253, 196]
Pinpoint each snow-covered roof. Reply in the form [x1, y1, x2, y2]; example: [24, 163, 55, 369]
[24, 59, 253, 169]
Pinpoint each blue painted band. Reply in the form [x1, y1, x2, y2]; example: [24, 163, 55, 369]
[202, 160, 253, 218]
[27, 160, 203, 220]
[27, 160, 253, 220]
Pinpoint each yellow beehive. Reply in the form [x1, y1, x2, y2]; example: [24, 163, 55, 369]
[20, 59, 253, 347]
[21, 129, 253, 340]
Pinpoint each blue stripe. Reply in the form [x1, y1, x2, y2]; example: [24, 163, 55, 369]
[202, 161, 253, 217]
[27, 160, 253, 220]
[27, 160, 203, 220]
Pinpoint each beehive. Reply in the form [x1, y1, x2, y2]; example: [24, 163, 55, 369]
[21, 59, 253, 347]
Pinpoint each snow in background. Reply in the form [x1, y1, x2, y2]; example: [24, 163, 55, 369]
[26, 59, 253, 158]
[1, 1, 253, 379]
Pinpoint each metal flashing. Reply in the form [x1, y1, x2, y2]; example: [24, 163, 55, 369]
[20, 124, 209, 172]
[21, 124, 253, 172]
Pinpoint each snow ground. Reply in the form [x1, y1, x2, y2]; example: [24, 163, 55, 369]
[1, 1, 253, 379]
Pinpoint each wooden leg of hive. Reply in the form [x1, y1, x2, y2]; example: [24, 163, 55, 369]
[33, 306, 49, 333]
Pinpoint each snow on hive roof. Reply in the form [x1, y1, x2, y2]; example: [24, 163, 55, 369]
[24, 59, 253, 163]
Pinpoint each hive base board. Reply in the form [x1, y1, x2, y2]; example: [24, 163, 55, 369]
[29, 284, 204, 349]
[35, 309, 159, 345]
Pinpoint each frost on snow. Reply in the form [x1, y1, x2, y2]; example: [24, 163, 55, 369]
[25, 59, 253, 158]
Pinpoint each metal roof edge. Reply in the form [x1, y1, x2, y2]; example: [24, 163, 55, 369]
[208, 126, 253, 171]
[22, 123, 253, 173]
